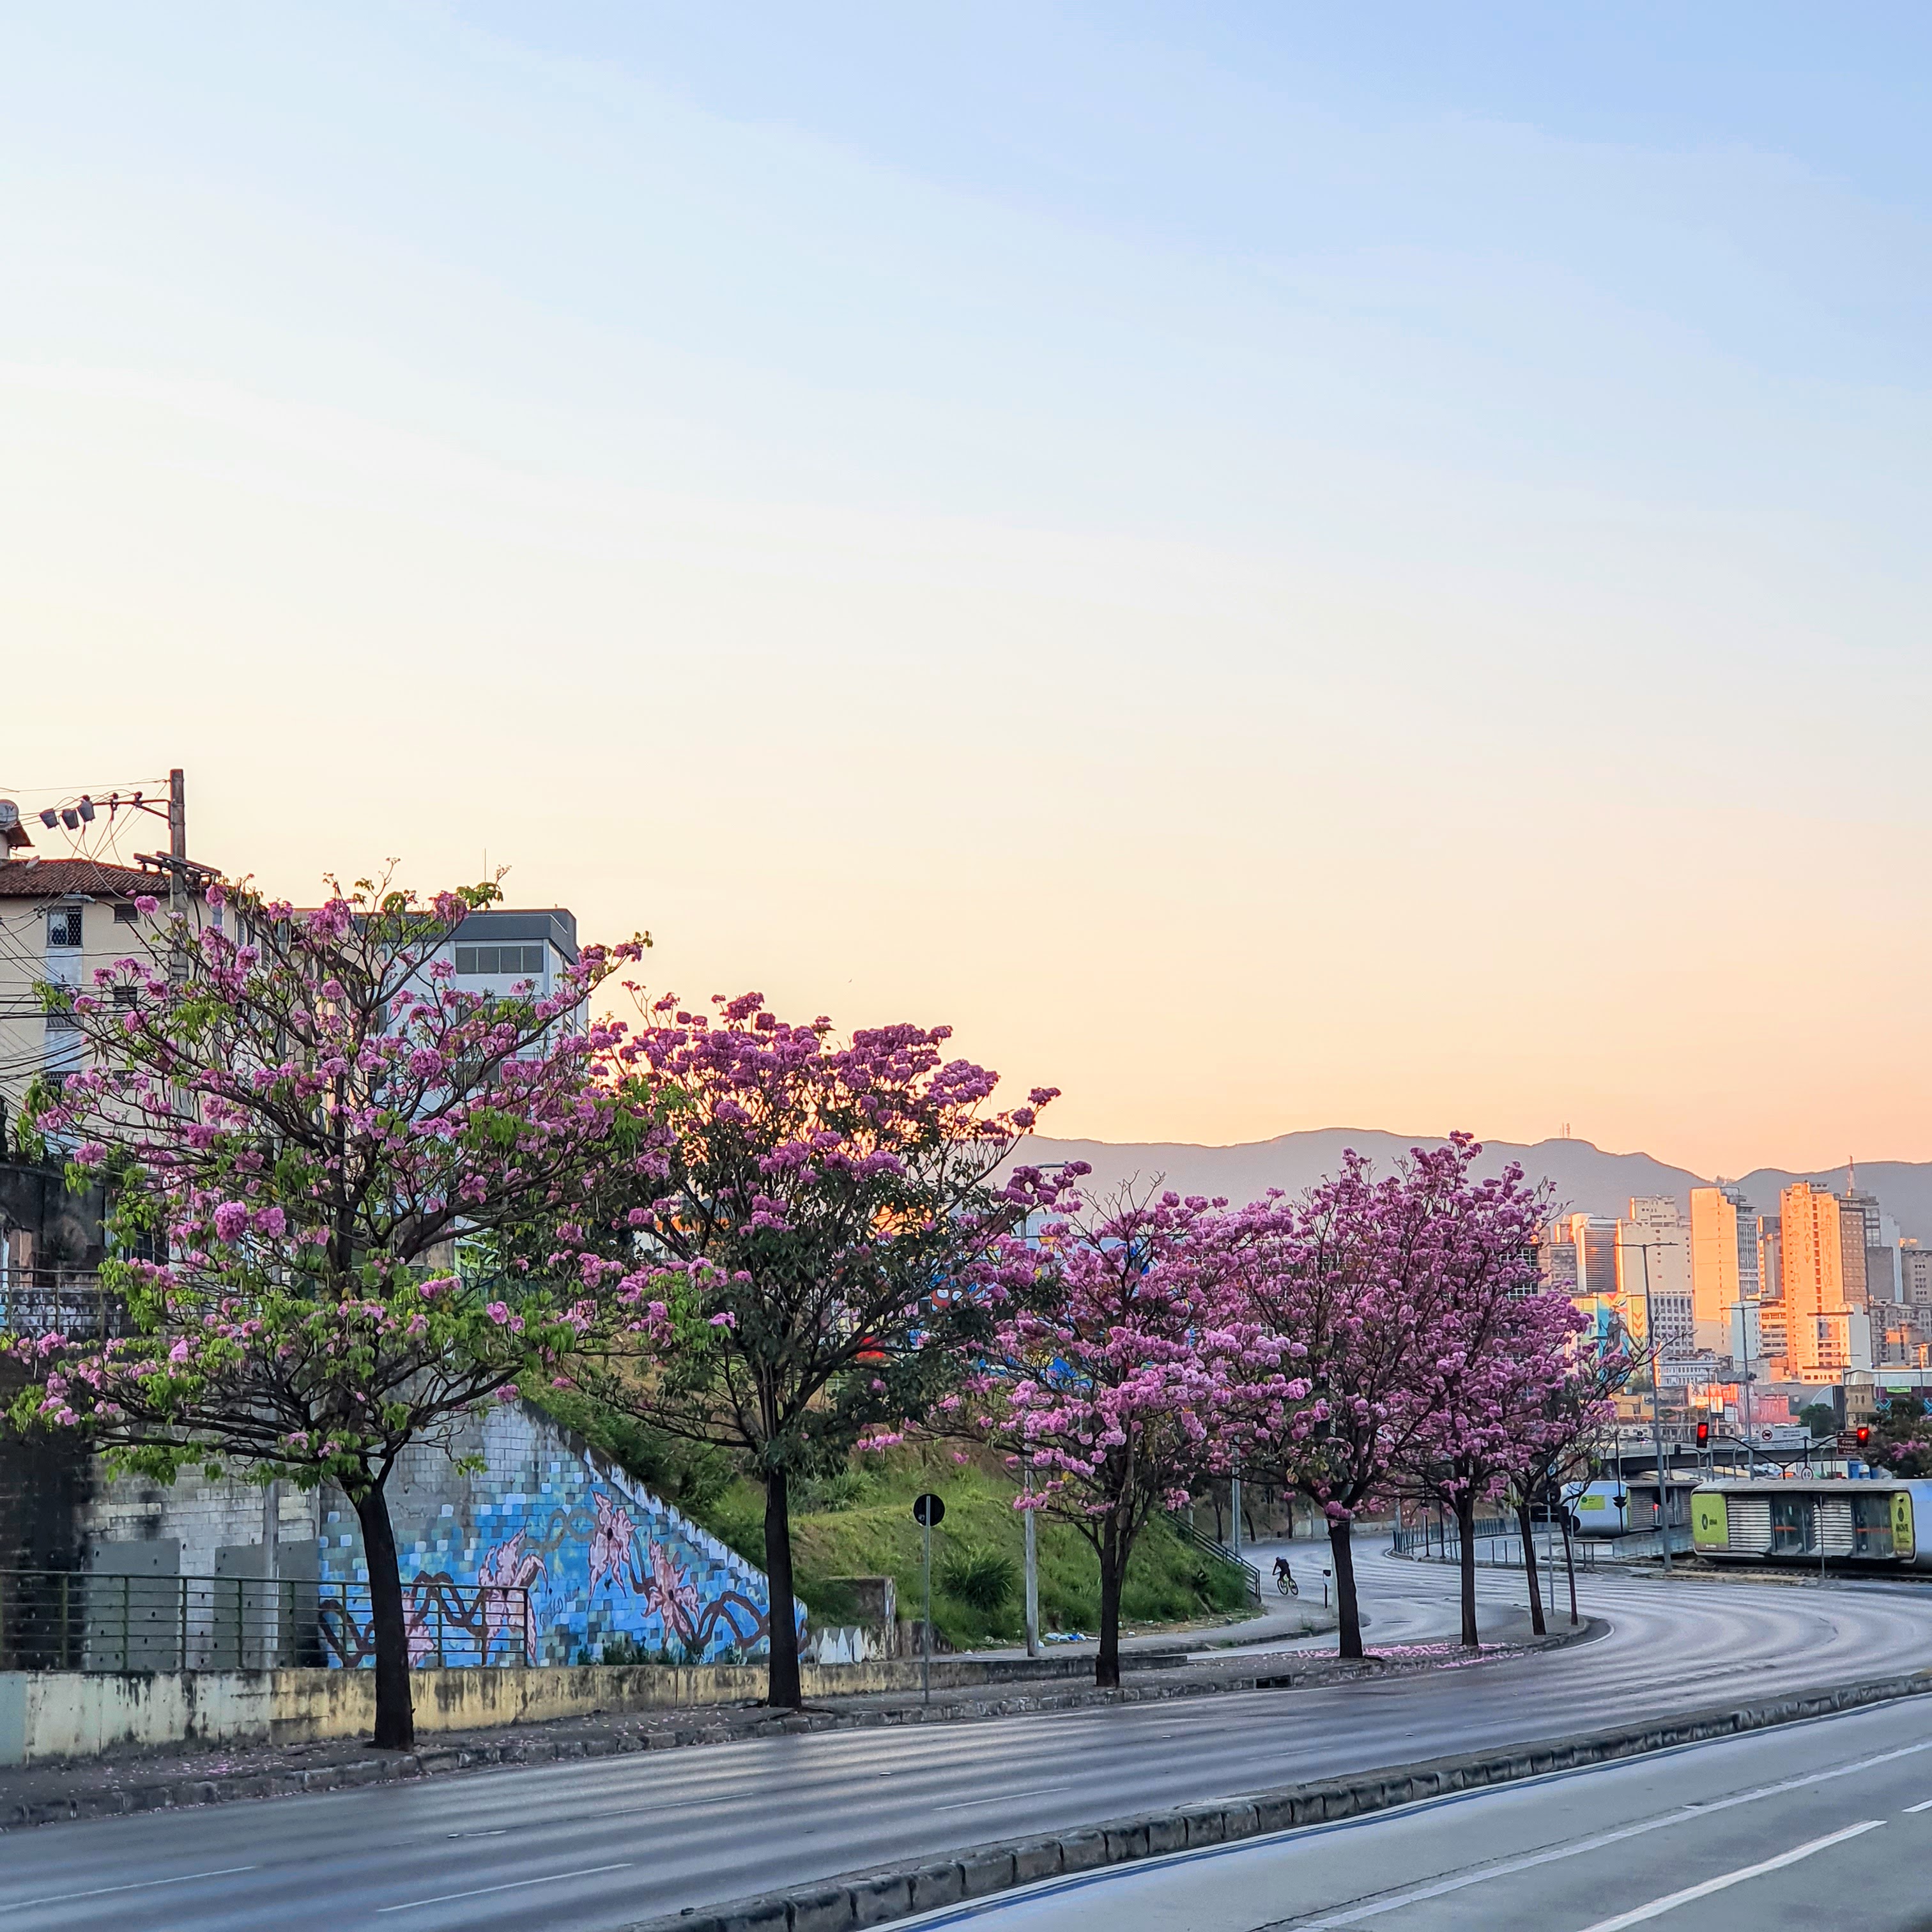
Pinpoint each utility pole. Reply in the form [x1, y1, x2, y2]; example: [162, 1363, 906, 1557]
[1619, 1235, 1674, 1575]
[166, 767, 187, 983]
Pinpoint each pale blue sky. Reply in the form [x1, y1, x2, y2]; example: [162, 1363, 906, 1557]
[4, 5, 1929, 1170]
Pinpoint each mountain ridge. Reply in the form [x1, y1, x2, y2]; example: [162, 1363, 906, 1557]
[1015, 1128, 1932, 1245]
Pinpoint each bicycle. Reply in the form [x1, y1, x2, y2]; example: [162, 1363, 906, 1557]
[1273, 1561, 1298, 1598]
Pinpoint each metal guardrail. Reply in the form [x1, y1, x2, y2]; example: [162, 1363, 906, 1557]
[1390, 1515, 1512, 1556]
[0, 1270, 132, 1342]
[0, 1569, 534, 1673]
[0, 1568, 325, 1672]
[319, 1578, 535, 1669]
[1168, 1514, 1262, 1603]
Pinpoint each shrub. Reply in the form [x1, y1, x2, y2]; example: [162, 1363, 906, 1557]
[940, 1543, 1017, 1614]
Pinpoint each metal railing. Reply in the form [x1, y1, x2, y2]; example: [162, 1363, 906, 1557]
[1390, 1515, 1512, 1556]
[318, 1577, 535, 1670]
[0, 1568, 325, 1672]
[0, 1569, 535, 1673]
[0, 1269, 132, 1342]
[1168, 1513, 1262, 1603]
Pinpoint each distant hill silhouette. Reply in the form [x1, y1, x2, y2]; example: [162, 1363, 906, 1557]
[1013, 1130, 1932, 1244]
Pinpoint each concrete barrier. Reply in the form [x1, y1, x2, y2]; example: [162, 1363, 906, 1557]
[0, 1648, 1193, 1765]
[622, 1667, 1932, 1932]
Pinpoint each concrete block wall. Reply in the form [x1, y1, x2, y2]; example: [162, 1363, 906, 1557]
[81, 1470, 319, 1578]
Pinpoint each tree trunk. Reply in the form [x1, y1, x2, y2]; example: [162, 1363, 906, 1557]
[1096, 1510, 1124, 1689]
[1329, 1515, 1364, 1659]
[351, 1476, 415, 1751]
[762, 1466, 802, 1710]
[1515, 1497, 1546, 1636]
[1455, 1492, 1478, 1648]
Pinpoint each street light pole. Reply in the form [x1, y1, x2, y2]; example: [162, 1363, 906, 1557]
[1022, 1453, 1039, 1660]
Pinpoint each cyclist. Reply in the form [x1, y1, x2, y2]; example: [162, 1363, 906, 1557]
[1273, 1555, 1298, 1597]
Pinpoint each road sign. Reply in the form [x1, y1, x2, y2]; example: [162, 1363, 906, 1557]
[912, 1494, 944, 1704]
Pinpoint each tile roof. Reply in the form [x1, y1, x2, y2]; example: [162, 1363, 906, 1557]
[0, 858, 188, 899]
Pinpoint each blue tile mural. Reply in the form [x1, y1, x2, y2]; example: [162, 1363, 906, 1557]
[317, 1403, 803, 1668]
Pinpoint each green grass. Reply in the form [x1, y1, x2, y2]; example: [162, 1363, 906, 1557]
[714, 1446, 1254, 1649]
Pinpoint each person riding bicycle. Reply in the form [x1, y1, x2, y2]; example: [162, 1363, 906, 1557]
[1273, 1555, 1297, 1595]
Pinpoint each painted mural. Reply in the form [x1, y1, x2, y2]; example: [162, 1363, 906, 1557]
[316, 1403, 802, 1668]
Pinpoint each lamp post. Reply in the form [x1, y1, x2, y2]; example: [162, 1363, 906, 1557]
[1022, 1453, 1039, 1660]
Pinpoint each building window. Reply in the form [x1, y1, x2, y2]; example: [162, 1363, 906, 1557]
[45, 1008, 78, 1032]
[112, 986, 139, 1009]
[454, 944, 546, 976]
[47, 906, 82, 949]
[112, 902, 140, 923]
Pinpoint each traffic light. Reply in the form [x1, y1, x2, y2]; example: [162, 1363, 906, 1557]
[1695, 1420, 1709, 1448]
[1857, 1427, 1871, 1449]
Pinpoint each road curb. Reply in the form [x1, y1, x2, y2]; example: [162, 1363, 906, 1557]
[624, 1666, 1932, 1932]
[0, 1671, 1296, 1830]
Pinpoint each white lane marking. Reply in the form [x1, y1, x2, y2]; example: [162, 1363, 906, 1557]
[937, 1786, 1074, 1811]
[0, 1866, 256, 1912]
[1266, 1729, 1932, 1929]
[1906, 1795, 1932, 1813]
[375, 1862, 634, 1912]
[1574, 1820, 1885, 1931]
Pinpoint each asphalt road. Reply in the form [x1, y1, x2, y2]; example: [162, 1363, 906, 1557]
[896, 1689, 1932, 1931]
[6, 1544, 1932, 1932]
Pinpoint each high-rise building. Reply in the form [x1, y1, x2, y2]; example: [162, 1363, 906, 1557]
[1618, 1197, 1693, 1354]
[1759, 1216, 1782, 1298]
[1837, 1169, 1905, 1307]
[1903, 1242, 1932, 1310]
[1689, 1185, 1757, 1353]
[1781, 1181, 1869, 1379]
[1565, 1213, 1618, 1302]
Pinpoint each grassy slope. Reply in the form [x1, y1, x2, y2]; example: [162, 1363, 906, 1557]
[525, 1390, 1252, 1649]
[708, 1446, 1252, 1649]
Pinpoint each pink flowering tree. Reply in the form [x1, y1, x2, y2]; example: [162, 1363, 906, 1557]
[966, 1188, 1289, 1690]
[4, 873, 647, 1750]
[567, 992, 1065, 1710]
[1234, 1146, 1480, 1659]
[1390, 1153, 1563, 1648]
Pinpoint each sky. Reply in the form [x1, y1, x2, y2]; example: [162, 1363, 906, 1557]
[4, 4, 1932, 1177]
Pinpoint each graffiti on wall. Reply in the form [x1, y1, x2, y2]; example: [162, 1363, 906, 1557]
[318, 1403, 800, 1668]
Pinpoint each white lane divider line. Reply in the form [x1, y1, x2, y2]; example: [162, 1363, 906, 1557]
[0, 1866, 257, 1912]
[1573, 1820, 1885, 1931]
[375, 1862, 634, 1912]
[937, 1786, 1074, 1812]
[1905, 1795, 1932, 1813]
[1274, 1730, 1932, 1929]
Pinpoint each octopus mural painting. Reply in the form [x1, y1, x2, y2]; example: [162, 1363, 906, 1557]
[318, 1401, 801, 1669]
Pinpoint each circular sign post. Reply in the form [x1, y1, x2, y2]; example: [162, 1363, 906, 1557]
[912, 1494, 945, 1703]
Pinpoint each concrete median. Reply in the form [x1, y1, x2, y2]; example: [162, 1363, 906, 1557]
[624, 1666, 1932, 1932]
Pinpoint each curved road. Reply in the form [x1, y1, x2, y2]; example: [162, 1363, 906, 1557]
[6, 1544, 1932, 1931]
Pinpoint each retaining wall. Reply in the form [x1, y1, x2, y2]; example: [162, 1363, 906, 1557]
[0, 1649, 1189, 1765]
